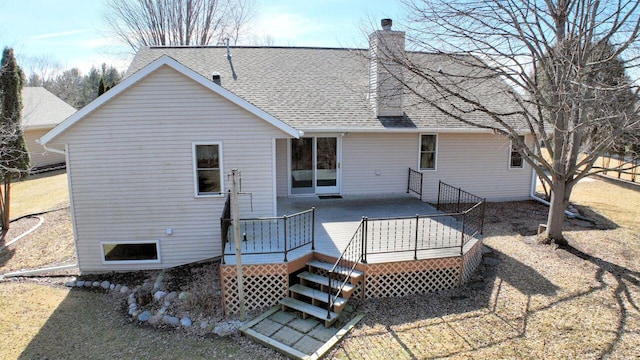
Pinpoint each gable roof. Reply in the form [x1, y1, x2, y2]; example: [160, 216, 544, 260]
[22, 87, 76, 130]
[127, 46, 527, 133]
[40, 55, 301, 145]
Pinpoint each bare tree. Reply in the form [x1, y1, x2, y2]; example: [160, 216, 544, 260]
[384, 0, 640, 244]
[105, 0, 256, 51]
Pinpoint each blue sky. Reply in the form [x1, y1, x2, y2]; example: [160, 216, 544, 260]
[0, 0, 405, 74]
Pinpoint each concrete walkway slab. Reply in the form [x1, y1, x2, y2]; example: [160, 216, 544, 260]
[241, 306, 364, 360]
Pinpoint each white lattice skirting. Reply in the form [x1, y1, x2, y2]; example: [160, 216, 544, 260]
[220, 240, 483, 315]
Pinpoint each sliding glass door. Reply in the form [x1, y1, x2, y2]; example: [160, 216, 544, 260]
[290, 137, 340, 195]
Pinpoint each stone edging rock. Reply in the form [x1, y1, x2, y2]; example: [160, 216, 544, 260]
[64, 278, 246, 336]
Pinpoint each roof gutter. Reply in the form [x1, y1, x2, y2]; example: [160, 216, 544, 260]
[37, 139, 66, 155]
[299, 127, 529, 134]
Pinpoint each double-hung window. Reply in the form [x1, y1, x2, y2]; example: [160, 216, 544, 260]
[510, 136, 525, 169]
[193, 143, 223, 196]
[420, 134, 437, 170]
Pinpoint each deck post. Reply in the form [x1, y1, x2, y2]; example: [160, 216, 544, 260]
[457, 187, 462, 213]
[283, 215, 288, 262]
[437, 181, 441, 210]
[414, 214, 419, 260]
[311, 207, 315, 251]
[460, 211, 466, 256]
[361, 217, 368, 264]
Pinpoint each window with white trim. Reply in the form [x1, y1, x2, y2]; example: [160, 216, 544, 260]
[510, 135, 525, 168]
[101, 241, 160, 263]
[420, 134, 437, 170]
[193, 143, 223, 196]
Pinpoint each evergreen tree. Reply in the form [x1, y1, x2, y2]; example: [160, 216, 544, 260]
[0, 47, 30, 232]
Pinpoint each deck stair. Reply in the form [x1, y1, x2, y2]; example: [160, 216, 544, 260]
[279, 259, 364, 327]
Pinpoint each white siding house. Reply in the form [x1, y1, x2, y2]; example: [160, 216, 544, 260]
[41, 22, 535, 273]
[41, 58, 299, 272]
[22, 87, 75, 168]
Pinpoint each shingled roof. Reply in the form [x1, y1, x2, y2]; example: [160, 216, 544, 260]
[127, 46, 526, 132]
[22, 87, 76, 130]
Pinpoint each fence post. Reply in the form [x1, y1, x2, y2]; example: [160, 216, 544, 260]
[414, 214, 420, 260]
[407, 168, 411, 193]
[311, 207, 315, 251]
[362, 217, 368, 264]
[457, 187, 462, 213]
[283, 215, 288, 262]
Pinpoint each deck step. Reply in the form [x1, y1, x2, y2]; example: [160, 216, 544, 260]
[307, 260, 364, 281]
[279, 297, 339, 327]
[297, 271, 356, 298]
[290, 284, 347, 312]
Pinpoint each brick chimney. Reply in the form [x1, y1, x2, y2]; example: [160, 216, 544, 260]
[369, 18, 405, 117]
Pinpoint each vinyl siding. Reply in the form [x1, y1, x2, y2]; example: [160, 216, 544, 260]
[275, 138, 288, 197]
[52, 66, 290, 272]
[24, 128, 65, 167]
[421, 133, 532, 201]
[341, 133, 417, 194]
[339, 132, 531, 201]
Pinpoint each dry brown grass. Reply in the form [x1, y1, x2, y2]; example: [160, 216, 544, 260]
[0, 209, 75, 273]
[0, 282, 270, 360]
[10, 170, 68, 219]
[330, 177, 640, 359]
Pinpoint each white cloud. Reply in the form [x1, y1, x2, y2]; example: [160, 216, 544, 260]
[31, 29, 91, 40]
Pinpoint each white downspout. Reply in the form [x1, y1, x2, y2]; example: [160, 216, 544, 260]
[37, 139, 66, 155]
[529, 164, 576, 218]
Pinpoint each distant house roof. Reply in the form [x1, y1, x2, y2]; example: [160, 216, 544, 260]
[22, 87, 76, 130]
[127, 46, 526, 133]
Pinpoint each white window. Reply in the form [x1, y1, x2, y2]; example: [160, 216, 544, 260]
[420, 134, 437, 170]
[193, 142, 223, 196]
[510, 135, 525, 169]
[101, 241, 161, 264]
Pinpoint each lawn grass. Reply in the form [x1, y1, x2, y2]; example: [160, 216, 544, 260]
[9, 170, 69, 219]
[1, 176, 638, 359]
[0, 283, 265, 360]
[329, 177, 640, 359]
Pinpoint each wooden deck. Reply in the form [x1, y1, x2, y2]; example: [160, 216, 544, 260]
[223, 194, 478, 265]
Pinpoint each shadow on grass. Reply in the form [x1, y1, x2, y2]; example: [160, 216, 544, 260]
[333, 240, 638, 359]
[559, 244, 640, 358]
[0, 229, 16, 269]
[483, 200, 619, 238]
[16, 287, 274, 360]
[333, 245, 561, 359]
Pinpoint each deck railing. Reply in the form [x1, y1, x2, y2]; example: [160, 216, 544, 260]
[220, 193, 231, 260]
[221, 208, 315, 262]
[407, 168, 423, 200]
[325, 181, 486, 317]
[326, 218, 365, 320]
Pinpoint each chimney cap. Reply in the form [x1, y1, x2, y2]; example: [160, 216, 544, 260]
[381, 18, 392, 30]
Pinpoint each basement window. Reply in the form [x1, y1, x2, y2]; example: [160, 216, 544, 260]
[510, 136, 525, 169]
[101, 241, 160, 263]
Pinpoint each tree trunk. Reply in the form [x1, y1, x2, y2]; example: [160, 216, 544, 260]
[1, 178, 9, 232]
[541, 179, 568, 245]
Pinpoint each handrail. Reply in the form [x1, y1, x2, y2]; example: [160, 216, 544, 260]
[221, 207, 315, 262]
[407, 168, 423, 200]
[326, 218, 365, 319]
[220, 193, 231, 264]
